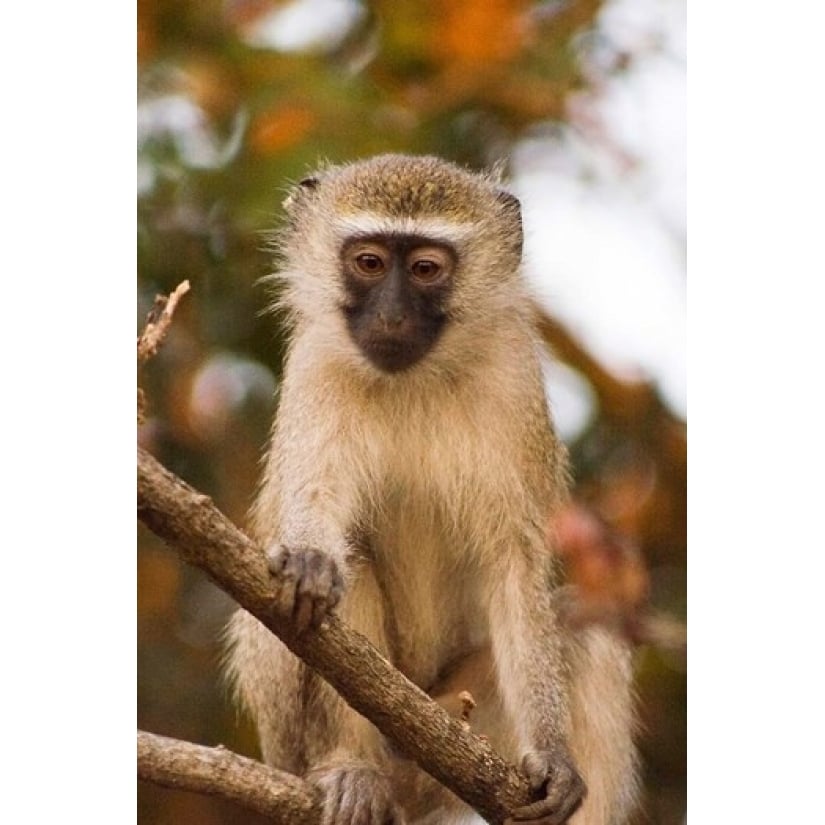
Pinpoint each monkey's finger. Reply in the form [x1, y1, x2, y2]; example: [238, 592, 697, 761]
[271, 558, 306, 621]
[293, 556, 329, 628]
[316, 773, 343, 825]
[273, 588, 298, 620]
[345, 792, 372, 825]
[308, 551, 335, 592]
[311, 594, 334, 628]
[316, 576, 344, 620]
[521, 750, 551, 789]
[266, 545, 290, 576]
[361, 787, 402, 825]
[509, 796, 581, 825]
[269, 563, 299, 614]
[367, 795, 400, 825]
[309, 562, 342, 626]
[544, 761, 586, 814]
[329, 564, 345, 606]
[268, 547, 298, 616]
[548, 792, 584, 825]
[542, 773, 585, 812]
[293, 592, 316, 633]
[510, 776, 585, 824]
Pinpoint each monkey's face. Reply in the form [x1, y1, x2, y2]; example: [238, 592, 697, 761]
[273, 156, 525, 374]
[340, 233, 455, 373]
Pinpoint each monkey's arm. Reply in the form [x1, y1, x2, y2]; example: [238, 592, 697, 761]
[488, 545, 586, 824]
[249, 382, 364, 633]
[247, 390, 409, 822]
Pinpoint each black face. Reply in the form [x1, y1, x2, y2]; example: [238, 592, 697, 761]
[340, 233, 456, 373]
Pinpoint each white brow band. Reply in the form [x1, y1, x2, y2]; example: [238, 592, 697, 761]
[335, 214, 475, 245]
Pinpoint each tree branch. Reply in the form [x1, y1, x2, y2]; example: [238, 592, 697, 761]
[137, 280, 190, 424]
[531, 301, 661, 422]
[531, 301, 686, 493]
[137, 280, 190, 365]
[138, 731, 321, 823]
[137, 446, 536, 824]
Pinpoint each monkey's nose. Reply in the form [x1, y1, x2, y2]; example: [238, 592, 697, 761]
[378, 311, 407, 330]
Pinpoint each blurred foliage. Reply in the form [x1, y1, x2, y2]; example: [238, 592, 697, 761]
[137, 1, 685, 823]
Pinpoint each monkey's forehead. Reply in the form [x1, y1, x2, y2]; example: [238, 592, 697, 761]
[320, 155, 505, 222]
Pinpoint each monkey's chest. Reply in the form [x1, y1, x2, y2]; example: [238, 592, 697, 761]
[370, 492, 489, 688]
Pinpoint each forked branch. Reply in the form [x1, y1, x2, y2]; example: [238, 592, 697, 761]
[137, 446, 535, 823]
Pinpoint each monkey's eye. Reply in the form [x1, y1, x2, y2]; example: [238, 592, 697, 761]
[408, 246, 452, 284]
[409, 246, 452, 285]
[353, 253, 386, 278]
[410, 259, 442, 281]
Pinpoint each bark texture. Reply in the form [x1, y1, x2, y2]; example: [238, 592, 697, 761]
[138, 731, 321, 822]
[137, 446, 537, 823]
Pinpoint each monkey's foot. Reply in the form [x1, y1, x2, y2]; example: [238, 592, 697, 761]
[308, 762, 405, 825]
[267, 545, 344, 633]
[509, 748, 586, 824]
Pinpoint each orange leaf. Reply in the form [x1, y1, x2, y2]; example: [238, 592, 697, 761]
[250, 105, 316, 155]
[432, 0, 530, 66]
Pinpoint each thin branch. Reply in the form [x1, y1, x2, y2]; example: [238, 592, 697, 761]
[137, 447, 536, 824]
[531, 301, 661, 422]
[138, 731, 321, 823]
[531, 300, 686, 478]
[137, 280, 190, 365]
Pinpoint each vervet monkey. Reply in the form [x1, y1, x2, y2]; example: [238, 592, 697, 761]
[226, 155, 638, 825]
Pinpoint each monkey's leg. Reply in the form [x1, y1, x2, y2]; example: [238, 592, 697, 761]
[226, 564, 404, 824]
[397, 625, 639, 825]
[300, 563, 405, 825]
[389, 648, 515, 825]
[563, 623, 639, 825]
[225, 608, 307, 772]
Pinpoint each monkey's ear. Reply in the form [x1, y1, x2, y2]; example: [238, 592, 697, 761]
[496, 189, 523, 255]
[282, 176, 321, 212]
[496, 189, 521, 214]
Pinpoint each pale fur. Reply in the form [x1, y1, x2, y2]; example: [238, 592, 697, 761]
[225, 155, 638, 824]
[334, 214, 477, 246]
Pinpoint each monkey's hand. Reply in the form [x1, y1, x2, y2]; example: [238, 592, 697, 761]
[509, 747, 586, 825]
[308, 761, 406, 825]
[267, 545, 345, 633]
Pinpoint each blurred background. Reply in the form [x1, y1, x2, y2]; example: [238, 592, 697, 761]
[137, 0, 685, 822]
